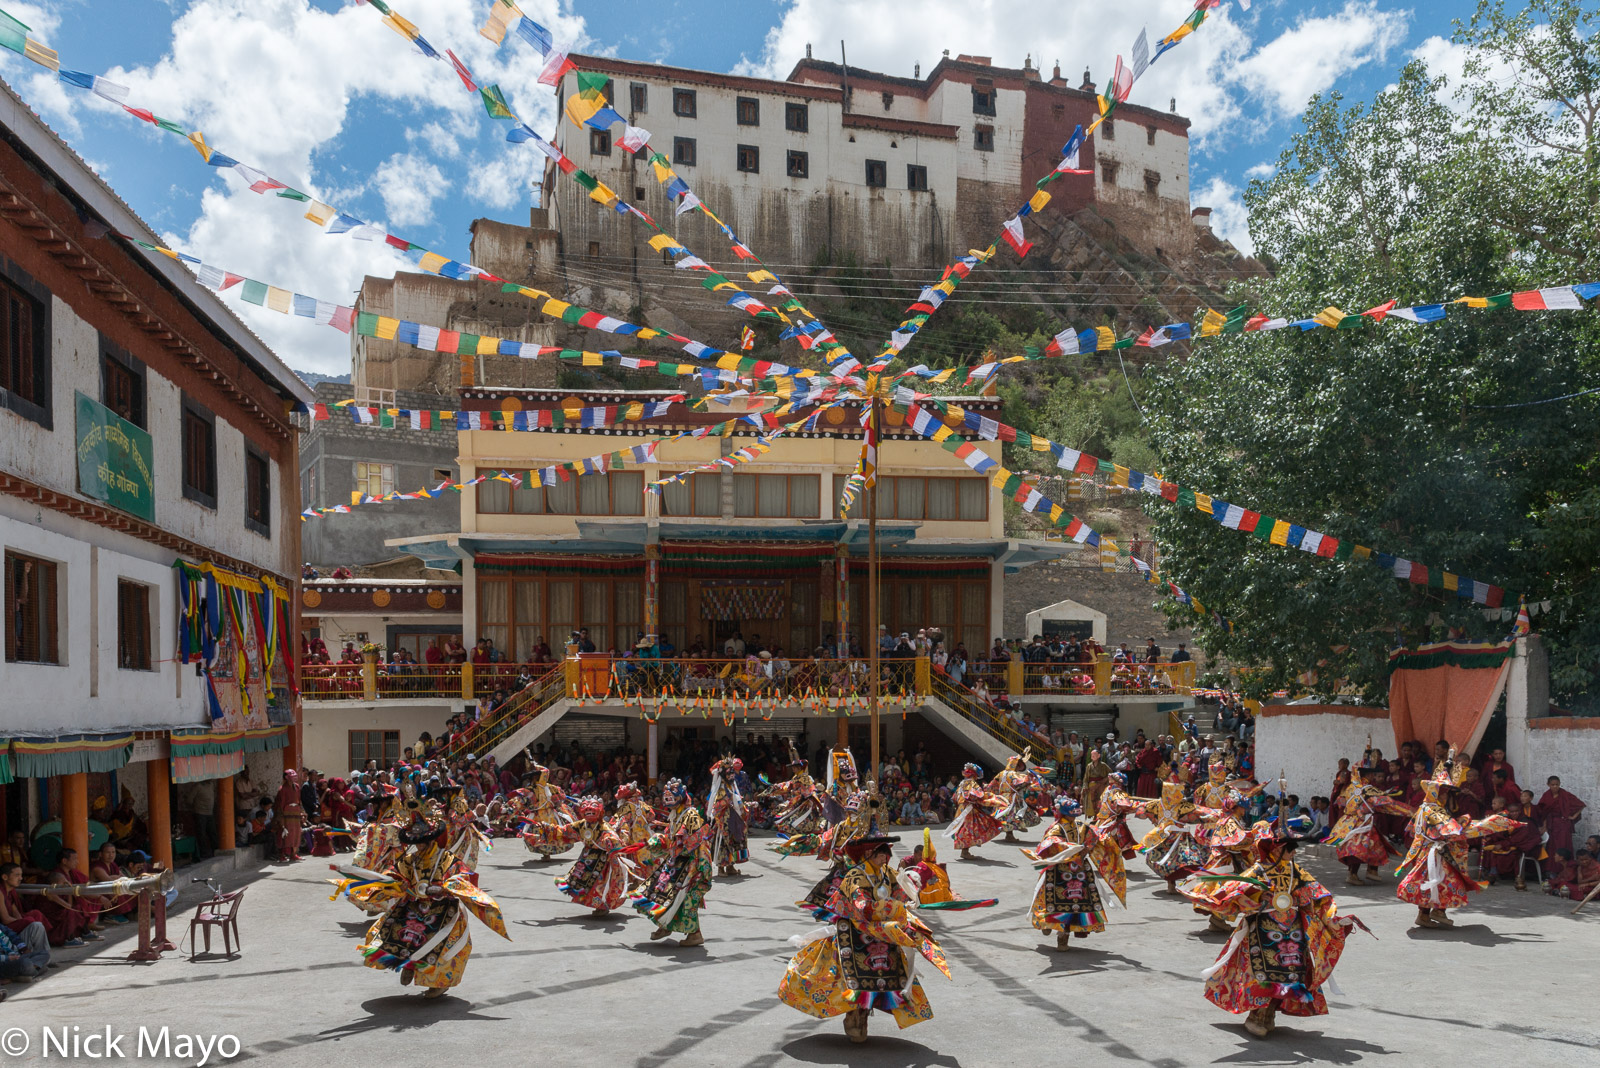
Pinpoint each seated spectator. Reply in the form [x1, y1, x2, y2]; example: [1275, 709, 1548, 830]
[0, 912, 49, 982]
[88, 843, 136, 923]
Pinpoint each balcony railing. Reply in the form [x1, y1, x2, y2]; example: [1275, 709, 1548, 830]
[299, 660, 556, 701]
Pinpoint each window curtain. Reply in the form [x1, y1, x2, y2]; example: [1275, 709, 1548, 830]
[733, 475, 760, 516]
[927, 478, 959, 520]
[959, 478, 987, 520]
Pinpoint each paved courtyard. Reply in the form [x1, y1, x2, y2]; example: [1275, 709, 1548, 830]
[11, 822, 1598, 1067]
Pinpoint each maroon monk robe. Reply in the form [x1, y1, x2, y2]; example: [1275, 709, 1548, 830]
[1538, 788, 1586, 856]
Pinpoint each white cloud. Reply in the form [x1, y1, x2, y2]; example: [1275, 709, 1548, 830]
[1192, 176, 1253, 257]
[1232, 0, 1409, 117]
[731, 0, 1254, 145]
[372, 152, 450, 227]
[1244, 161, 1274, 179]
[2, 0, 589, 374]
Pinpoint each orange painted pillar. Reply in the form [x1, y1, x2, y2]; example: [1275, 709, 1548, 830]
[216, 775, 236, 851]
[146, 759, 173, 870]
[61, 772, 89, 875]
[836, 716, 849, 745]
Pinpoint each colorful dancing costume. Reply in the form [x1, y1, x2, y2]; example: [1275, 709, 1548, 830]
[555, 795, 641, 916]
[779, 825, 951, 1043]
[1137, 780, 1210, 892]
[990, 750, 1045, 840]
[768, 743, 826, 858]
[707, 756, 750, 876]
[1026, 796, 1128, 949]
[945, 763, 1007, 858]
[1395, 753, 1519, 928]
[1185, 816, 1365, 1038]
[1327, 766, 1414, 885]
[1091, 772, 1147, 859]
[632, 778, 713, 946]
[520, 759, 577, 859]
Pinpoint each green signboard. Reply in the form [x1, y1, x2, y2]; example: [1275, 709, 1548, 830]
[75, 391, 155, 521]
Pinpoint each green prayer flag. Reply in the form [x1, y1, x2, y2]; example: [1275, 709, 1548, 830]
[379, 410, 395, 429]
[1253, 517, 1275, 542]
[1429, 568, 1445, 589]
[1113, 336, 1136, 349]
[571, 169, 599, 192]
[479, 84, 514, 120]
[575, 71, 610, 98]
[561, 306, 586, 324]
[1335, 540, 1354, 561]
[458, 334, 481, 354]
[275, 189, 312, 202]
[0, 10, 29, 55]
[241, 279, 268, 306]
[1486, 292, 1513, 309]
[155, 118, 188, 135]
[1096, 458, 1116, 476]
[356, 312, 380, 336]
[1001, 473, 1023, 496]
[1178, 487, 1196, 508]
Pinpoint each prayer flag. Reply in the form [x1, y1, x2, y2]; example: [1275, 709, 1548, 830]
[619, 125, 651, 153]
[1055, 126, 1090, 174]
[1131, 29, 1151, 81]
[0, 10, 27, 55]
[446, 49, 478, 91]
[515, 17, 553, 55]
[480, 85, 515, 120]
[538, 50, 576, 87]
[1000, 215, 1032, 258]
[1511, 287, 1583, 310]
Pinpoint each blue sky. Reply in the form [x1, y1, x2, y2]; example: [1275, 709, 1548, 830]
[0, 0, 1483, 374]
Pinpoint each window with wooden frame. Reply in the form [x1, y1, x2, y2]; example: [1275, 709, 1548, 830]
[972, 86, 997, 116]
[736, 144, 759, 173]
[181, 396, 217, 509]
[865, 159, 887, 188]
[1100, 159, 1120, 186]
[660, 472, 721, 517]
[590, 128, 612, 155]
[846, 573, 990, 656]
[736, 96, 760, 126]
[4, 551, 58, 665]
[629, 82, 648, 114]
[1146, 125, 1157, 146]
[672, 88, 697, 117]
[354, 461, 394, 498]
[673, 136, 697, 166]
[1102, 118, 1115, 140]
[786, 150, 809, 179]
[785, 101, 809, 132]
[245, 444, 271, 537]
[906, 164, 928, 191]
[100, 338, 145, 428]
[348, 730, 400, 770]
[0, 266, 50, 427]
[732, 473, 820, 518]
[476, 471, 644, 516]
[479, 574, 647, 661]
[116, 579, 151, 671]
[973, 125, 995, 152]
[834, 474, 988, 521]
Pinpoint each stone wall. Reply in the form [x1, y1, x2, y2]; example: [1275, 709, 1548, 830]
[1003, 563, 1192, 651]
[1256, 705, 1395, 802]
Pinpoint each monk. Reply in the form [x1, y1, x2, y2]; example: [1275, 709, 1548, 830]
[0, 862, 59, 942]
[276, 769, 307, 862]
[35, 848, 104, 945]
[88, 843, 137, 922]
[1490, 769, 1521, 809]
[1133, 741, 1163, 798]
[1548, 848, 1600, 902]
[1537, 777, 1586, 857]
[1479, 747, 1515, 788]
[1083, 750, 1112, 817]
[1455, 768, 1489, 821]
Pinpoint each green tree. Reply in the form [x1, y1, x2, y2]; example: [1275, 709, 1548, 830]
[1144, 3, 1600, 705]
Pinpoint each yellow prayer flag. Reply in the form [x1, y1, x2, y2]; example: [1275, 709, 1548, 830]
[930, 425, 953, 442]
[990, 469, 1009, 489]
[1353, 545, 1372, 559]
[1048, 504, 1064, 524]
[636, 327, 661, 339]
[265, 287, 293, 313]
[651, 159, 675, 184]
[582, 352, 603, 366]
[1195, 492, 1213, 514]
[747, 270, 776, 284]
[375, 317, 399, 341]
[418, 252, 450, 274]
[716, 354, 742, 370]
[589, 182, 618, 206]
[933, 280, 957, 295]
[1111, 465, 1130, 487]
[23, 40, 58, 71]
[1028, 190, 1051, 213]
[1456, 296, 1490, 308]
[1442, 572, 1459, 592]
[304, 202, 335, 226]
[624, 403, 644, 421]
[647, 234, 683, 252]
[1312, 306, 1347, 329]
[711, 281, 740, 292]
[187, 131, 211, 162]
[476, 336, 498, 355]
[383, 13, 421, 41]
[542, 298, 572, 317]
[1031, 436, 1052, 452]
[1269, 520, 1291, 546]
[1198, 308, 1226, 336]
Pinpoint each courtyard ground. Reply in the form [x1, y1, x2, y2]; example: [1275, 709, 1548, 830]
[8, 821, 1598, 1068]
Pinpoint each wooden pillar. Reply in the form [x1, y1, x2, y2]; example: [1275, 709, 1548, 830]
[646, 721, 659, 786]
[836, 715, 849, 745]
[61, 772, 89, 875]
[216, 774, 236, 851]
[644, 544, 661, 639]
[1007, 658, 1024, 698]
[146, 759, 173, 870]
[834, 548, 849, 657]
[362, 651, 378, 700]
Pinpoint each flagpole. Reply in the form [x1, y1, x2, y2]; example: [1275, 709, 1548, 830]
[868, 392, 881, 784]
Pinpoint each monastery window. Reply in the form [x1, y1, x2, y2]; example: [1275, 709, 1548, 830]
[590, 129, 611, 156]
[1146, 125, 1157, 146]
[349, 730, 399, 770]
[354, 461, 394, 497]
[736, 97, 760, 126]
[100, 337, 145, 428]
[477, 472, 644, 516]
[881, 91, 894, 111]
[1102, 119, 1115, 140]
[629, 83, 648, 114]
[661, 473, 720, 517]
[245, 444, 272, 538]
[907, 164, 928, 191]
[117, 579, 152, 672]
[865, 159, 887, 188]
[673, 136, 697, 167]
[0, 267, 50, 428]
[181, 396, 217, 509]
[1052, 103, 1065, 120]
[973, 125, 994, 152]
[588, 241, 602, 259]
[787, 150, 809, 179]
[1101, 159, 1120, 187]
[833, 475, 988, 521]
[4, 551, 58, 665]
[1144, 169, 1161, 196]
[972, 86, 996, 116]
[737, 144, 760, 174]
[785, 102, 809, 132]
[673, 88, 697, 118]
[732, 473, 820, 518]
